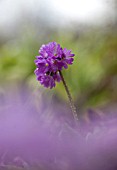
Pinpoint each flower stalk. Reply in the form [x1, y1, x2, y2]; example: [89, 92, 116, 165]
[34, 42, 78, 122]
[59, 70, 78, 122]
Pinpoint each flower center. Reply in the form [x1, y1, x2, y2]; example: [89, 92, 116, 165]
[45, 63, 49, 67]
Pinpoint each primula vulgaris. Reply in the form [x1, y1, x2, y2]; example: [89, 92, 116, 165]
[34, 42, 75, 89]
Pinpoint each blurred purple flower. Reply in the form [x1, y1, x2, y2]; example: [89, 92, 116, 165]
[34, 42, 75, 88]
[1, 89, 117, 170]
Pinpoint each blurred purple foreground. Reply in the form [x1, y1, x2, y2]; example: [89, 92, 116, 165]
[0, 89, 117, 170]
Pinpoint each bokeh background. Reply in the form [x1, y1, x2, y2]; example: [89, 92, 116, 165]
[0, 1, 117, 169]
[0, 0, 117, 115]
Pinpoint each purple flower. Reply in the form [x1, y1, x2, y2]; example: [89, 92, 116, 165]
[34, 42, 75, 88]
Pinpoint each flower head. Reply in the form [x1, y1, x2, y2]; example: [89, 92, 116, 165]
[34, 42, 75, 88]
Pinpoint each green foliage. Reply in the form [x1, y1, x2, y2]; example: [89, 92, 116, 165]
[0, 29, 117, 109]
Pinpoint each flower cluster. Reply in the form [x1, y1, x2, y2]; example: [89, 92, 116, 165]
[34, 42, 75, 88]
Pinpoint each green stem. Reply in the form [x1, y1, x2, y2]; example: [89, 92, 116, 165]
[59, 70, 78, 122]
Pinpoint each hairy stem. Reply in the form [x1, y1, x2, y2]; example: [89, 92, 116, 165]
[59, 70, 78, 121]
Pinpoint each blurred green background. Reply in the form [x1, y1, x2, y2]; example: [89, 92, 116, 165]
[0, 0, 117, 113]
